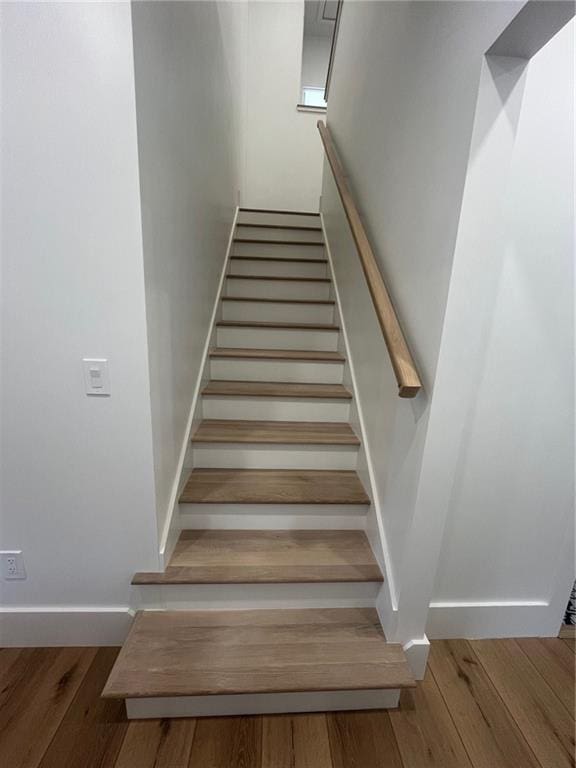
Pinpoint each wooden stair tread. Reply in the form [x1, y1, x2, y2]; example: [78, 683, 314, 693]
[237, 223, 322, 232]
[191, 419, 359, 445]
[202, 380, 352, 399]
[240, 207, 320, 217]
[221, 297, 335, 305]
[209, 347, 345, 362]
[133, 530, 383, 585]
[180, 469, 370, 505]
[216, 320, 339, 331]
[227, 274, 330, 283]
[102, 607, 415, 698]
[230, 256, 328, 264]
[234, 238, 322, 246]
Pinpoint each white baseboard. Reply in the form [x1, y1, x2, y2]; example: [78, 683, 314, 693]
[126, 688, 400, 719]
[403, 636, 430, 679]
[158, 206, 240, 568]
[426, 600, 560, 639]
[0, 606, 133, 646]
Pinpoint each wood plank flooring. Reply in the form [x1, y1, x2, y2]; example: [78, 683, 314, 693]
[1, 637, 573, 768]
[132, 530, 383, 584]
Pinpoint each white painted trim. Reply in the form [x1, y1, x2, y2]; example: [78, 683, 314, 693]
[426, 600, 564, 639]
[158, 206, 240, 568]
[403, 636, 430, 680]
[126, 688, 400, 719]
[320, 213, 398, 626]
[180, 512, 366, 530]
[0, 606, 133, 646]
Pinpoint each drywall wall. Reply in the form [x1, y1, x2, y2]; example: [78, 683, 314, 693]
[131, 2, 240, 540]
[301, 34, 332, 88]
[242, 1, 324, 210]
[427, 19, 574, 635]
[0, 2, 159, 635]
[320, 0, 528, 640]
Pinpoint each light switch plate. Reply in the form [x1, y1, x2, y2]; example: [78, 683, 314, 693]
[83, 358, 110, 396]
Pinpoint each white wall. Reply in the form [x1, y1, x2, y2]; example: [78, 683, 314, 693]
[130, 2, 240, 540]
[301, 34, 332, 88]
[0, 2, 159, 638]
[322, 1, 525, 641]
[242, 1, 324, 211]
[427, 20, 574, 636]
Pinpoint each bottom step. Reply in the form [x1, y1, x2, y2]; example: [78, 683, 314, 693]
[103, 608, 414, 717]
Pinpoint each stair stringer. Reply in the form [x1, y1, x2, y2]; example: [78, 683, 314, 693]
[157, 206, 239, 569]
[320, 213, 429, 678]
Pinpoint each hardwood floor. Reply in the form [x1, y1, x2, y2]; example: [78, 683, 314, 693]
[1, 638, 573, 768]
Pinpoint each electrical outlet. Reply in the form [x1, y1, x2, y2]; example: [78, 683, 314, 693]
[1, 551, 26, 580]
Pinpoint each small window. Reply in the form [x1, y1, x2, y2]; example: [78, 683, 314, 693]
[302, 86, 327, 109]
[298, 1, 342, 112]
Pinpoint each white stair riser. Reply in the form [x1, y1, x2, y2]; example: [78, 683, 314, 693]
[235, 226, 324, 243]
[229, 259, 327, 278]
[216, 327, 339, 351]
[133, 582, 379, 612]
[202, 396, 350, 422]
[232, 241, 325, 260]
[126, 689, 400, 719]
[209, 358, 344, 383]
[237, 211, 321, 228]
[221, 300, 334, 324]
[190, 444, 358, 470]
[180, 504, 366, 531]
[226, 277, 330, 300]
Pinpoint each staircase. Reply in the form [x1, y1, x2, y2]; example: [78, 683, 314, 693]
[103, 208, 415, 718]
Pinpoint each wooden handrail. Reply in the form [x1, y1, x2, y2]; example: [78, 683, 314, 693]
[317, 121, 422, 398]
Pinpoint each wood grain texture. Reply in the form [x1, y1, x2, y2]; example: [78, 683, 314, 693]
[201, 380, 352, 399]
[230, 256, 328, 264]
[563, 638, 576, 653]
[515, 637, 575, 715]
[237, 222, 322, 232]
[180, 469, 370, 505]
[262, 714, 332, 768]
[4, 639, 574, 768]
[227, 274, 330, 283]
[234, 238, 322, 246]
[239, 207, 320, 217]
[389, 666, 473, 768]
[0, 647, 97, 768]
[191, 419, 359, 445]
[222, 296, 334, 304]
[428, 640, 541, 768]
[188, 716, 262, 768]
[38, 648, 127, 768]
[114, 719, 196, 768]
[328, 711, 403, 768]
[102, 608, 414, 699]
[209, 347, 345, 362]
[471, 638, 575, 768]
[216, 320, 339, 331]
[317, 122, 421, 398]
[132, 530, 383, 585]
